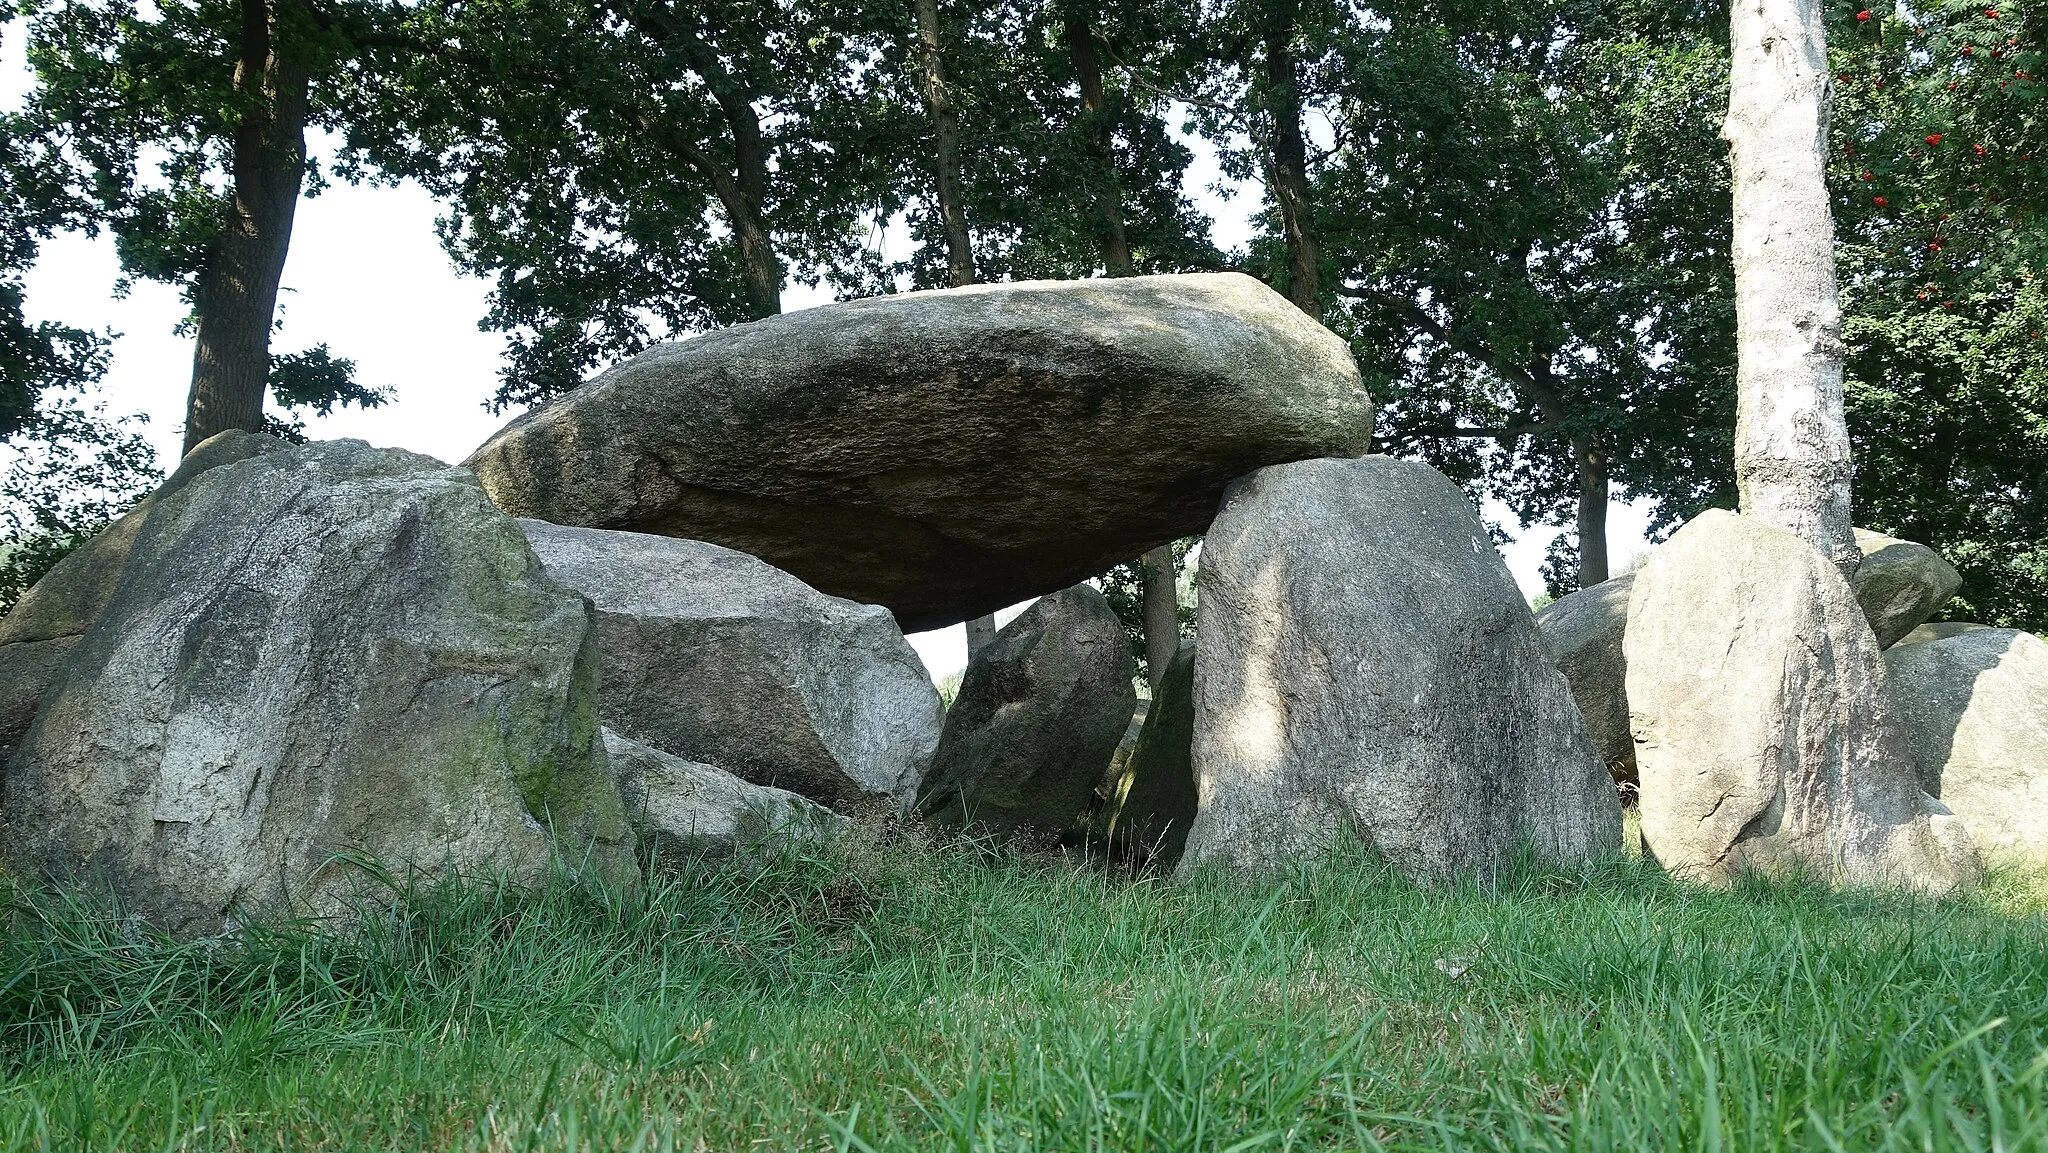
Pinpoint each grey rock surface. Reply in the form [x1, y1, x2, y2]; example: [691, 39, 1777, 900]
[0, 431, 282, 761]
[520, 520, 943, 815]
[3, 440, 635, 937]
[604, 729, 848, 859]
[1180, 457, 1621, 878]
[467, 273, 1372, 631]
[1884, 629, 2048, 865]
[1897, 621, 1989, 646]
[918, 585, 1137, 839]
[1534, 574, 1638, 785]
[1626, 510, 1980, 891]
[1106, 639, 1198, 866]
[1851, 528, 1963, 649]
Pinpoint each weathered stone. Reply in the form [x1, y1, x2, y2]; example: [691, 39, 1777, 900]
[519, 520, 943, 815]
[1626, 510, 1980, 891]
[604, 729, 848, 860]
[1884, 629, 2048, 865]
[1180, 457, 1621, 878]
[1850, 529, 1962, 649]
[1534, 574, 1637, 785]
[467, 273, 1372, 631]
[1897, 621, 1989, 646]
[1106, 639, 1198, 866]
[3, 441, 634, 937]
[1533, 527, 1963, 788]
[0, 431, 282, 761]
[917, 585, 1137, 839]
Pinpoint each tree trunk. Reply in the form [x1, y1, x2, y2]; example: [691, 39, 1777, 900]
[1260, 0, 1320, 318]
[1140, 543, 1179, 690]
[914, 0, 977, 288]
[1723, 0, 1857, 569]
[964, 613, 999, 659]
[1063, 2, 1135, 277]
[1575, 440, 1610, 588]
[183, 0, 313, 455]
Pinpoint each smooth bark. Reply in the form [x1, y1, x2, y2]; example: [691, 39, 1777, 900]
[1575, 440, 1610, 587]
[1724, 0, 1857, 569]
[965, 613, 999, 659]
[183, 0, 313, 455]
[1140, 543, 1179, 690]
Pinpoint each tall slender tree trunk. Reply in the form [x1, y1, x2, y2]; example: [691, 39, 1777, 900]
[1139, 543, 1179, 688]
[914, 0, 977, 289]
[913, 0, 1000, 658]
[1724, 0, 1857, 569]
[1064, 2, 1135, 276]
[1260, 0, 1320, 319]
[1574, 439, 1610, 588]
[183, 0, 313, 455]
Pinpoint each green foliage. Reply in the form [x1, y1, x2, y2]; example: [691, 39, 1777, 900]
[1831, 1, 2048, 630]
[1096, 537, 1196, 679]
[2, 839, 2046, 1148]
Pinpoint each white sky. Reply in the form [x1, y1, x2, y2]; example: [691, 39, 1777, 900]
[2, 25, 1654, 680]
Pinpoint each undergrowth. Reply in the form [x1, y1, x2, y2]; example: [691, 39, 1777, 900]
[1, 835, 2045, 1151]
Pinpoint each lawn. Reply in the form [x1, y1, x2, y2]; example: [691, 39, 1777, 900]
[2, 831, 2045, 1151]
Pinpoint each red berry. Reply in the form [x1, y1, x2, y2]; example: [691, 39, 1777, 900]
[1926, 134, 1945, 145]
[1873, 195, 1889, 207]
[1975, 143, 1989, 156]
[1861, 171, 1876, 181]
[1964, 44, 1975, 55]
[1987, 7, 1998, 17]
[1857, 8, 1872, 20]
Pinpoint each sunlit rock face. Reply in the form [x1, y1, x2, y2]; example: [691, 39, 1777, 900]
[1627, 511, 1980, 893]
[1180, 456, 1620, 880]
[1885, 627, 2048, 866]
[465, 272, 1372, 632]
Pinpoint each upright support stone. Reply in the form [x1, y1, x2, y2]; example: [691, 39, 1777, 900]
[1180, 457, 1621, 879]
[1626, 510, 1980, 891]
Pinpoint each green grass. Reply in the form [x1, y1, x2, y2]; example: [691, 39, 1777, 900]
[2, 836, 2047, 1151]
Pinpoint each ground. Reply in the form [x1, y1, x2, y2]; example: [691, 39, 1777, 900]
[1, 830, 2045, 1151]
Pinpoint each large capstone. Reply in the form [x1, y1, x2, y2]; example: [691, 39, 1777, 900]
[917, 585, 1137, 839]
[1851, 529, 1962, 649]
[1534, 574, 1637, 785]
[1180, 457, 1621, 879]
[519, 520, 944, 815]
[1625, 510, 1980, 892]
[1105, 639, 1198, 866]
[3, 441, 635, 937]
[0, 431, 282, 763]
[1884, 628, 2048, 866]
[604, 729, 849, 860]
[466, 273, 1371, 631]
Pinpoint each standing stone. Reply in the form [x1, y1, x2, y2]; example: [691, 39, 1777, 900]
[0, 431, 282, 763]
[604, 729, 848, 860]
[1626, 510, 1980, 891]
[466, 273, 1372, 631]
[918, 586, 1136, 839]
[1181, 457, 1621, 878]
[520, 520, 944, 815]
[1534, 574, 1637, 785]
[1850, 529, 1962, 649]
[4, 441, 635, 937]
[1106, 640, 1198, 866]
[1884, 629, 2048, 865]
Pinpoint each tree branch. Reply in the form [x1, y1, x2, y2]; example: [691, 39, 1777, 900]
[1339, 283, 1570, 434]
